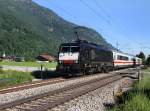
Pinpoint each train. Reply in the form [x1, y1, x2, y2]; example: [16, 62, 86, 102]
[56, 40, 142, 75]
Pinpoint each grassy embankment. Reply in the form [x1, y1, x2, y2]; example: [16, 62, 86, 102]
[0, 61, 57, 68]
[0, 61, 57, 89]
[110, 68, 150, 111]
[0, 69, 34, 89]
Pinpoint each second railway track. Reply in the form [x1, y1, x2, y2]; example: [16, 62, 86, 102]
[0, 77, 66, 94]
[0, 68, 134, 94]
[0, 68, 139, 111]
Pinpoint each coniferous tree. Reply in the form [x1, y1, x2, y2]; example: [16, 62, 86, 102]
[136, 52, 146, 64]
[146, 55, 150, 66]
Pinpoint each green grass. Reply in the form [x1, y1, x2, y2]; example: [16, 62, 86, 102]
[0, 70, 34, 88]
[122, 94, 150, 111]
[0, 61, 57, 68]
[110, 67, 150, 111]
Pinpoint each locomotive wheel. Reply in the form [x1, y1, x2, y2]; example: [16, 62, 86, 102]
[105, 68, 109, 73]
[85, 68, 91, 75]
[85, 68, 94, 75]
[93, 67, 98, 74]
[98, 66, 102, 73]
[102, 66, 109, 73]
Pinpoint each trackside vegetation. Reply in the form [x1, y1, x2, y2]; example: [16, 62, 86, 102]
[109, 68, 150, 111]
[0, 69, 34, 89]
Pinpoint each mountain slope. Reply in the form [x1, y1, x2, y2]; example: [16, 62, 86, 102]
[0, 0, 113, 60]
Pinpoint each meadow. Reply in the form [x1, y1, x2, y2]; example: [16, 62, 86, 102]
[0, 61, 57, 68]
[110, 67, 150, 111]
[0, 69, 34, 89]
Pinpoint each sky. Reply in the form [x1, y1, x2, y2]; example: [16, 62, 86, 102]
[33, 0, 150, 56]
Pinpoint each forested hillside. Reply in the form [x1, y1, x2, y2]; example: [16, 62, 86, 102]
[0, 0, 113, 60]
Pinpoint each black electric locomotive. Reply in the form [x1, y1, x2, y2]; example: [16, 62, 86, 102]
[57, 40, 113, 75]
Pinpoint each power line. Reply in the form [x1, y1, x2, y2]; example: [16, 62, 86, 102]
[92, 0, 143, 52]
[93, 0, 112, 21]
[79, 0, 110, 24]
[45, 0, 110, 32]
[93, 0, 128, 35]
[40, 0, 90, 28]
[46, 0, 104, 32]
[79, 0, 134, 51]
[80, 1, 149, 54]
[39, 0, 105, 41]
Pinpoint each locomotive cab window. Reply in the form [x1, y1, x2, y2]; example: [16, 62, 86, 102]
[60, 46, 79, 53]
[60, 46, 70, 52]
[71, 46, 79, 52]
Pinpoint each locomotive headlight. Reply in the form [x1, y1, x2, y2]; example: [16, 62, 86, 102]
[59, 60, 62, 63]
[74, 60, 78, 63]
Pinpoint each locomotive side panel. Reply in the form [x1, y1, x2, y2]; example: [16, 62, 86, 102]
[81, 45, 114, 73]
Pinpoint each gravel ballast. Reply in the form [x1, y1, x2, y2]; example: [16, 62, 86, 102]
[0, 73, 113, 105]
[50, 77, 135, 111]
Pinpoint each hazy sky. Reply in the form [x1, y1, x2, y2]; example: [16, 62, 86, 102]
[33, 0, 150, 56]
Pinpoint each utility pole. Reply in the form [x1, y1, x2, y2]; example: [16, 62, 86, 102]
[40, 62, 43, 79]
[116, 42, 119, 50]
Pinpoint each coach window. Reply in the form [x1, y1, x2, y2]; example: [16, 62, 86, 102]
[117, 55, 121, 60]
[113, 55, 116, 60]
[124, 57, 129, 61]
[117, 55, 129, 61]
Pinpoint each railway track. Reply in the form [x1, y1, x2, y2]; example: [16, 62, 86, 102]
[0, 77, 66, 94]
[0, 68, 139, 111]
[0, 67, 137, 94]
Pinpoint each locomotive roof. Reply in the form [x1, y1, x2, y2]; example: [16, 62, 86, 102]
[61, 41, 112, 52]
[83, 42, 112, 51]
[60, 41, 141, 59]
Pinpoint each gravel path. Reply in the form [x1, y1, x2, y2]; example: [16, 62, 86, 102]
[2, 65, 55, 72]
[0, 73, 111, 105]
[50, 77, 135, 111]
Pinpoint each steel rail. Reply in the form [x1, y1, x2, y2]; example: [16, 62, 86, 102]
[0, 72, 133, 111]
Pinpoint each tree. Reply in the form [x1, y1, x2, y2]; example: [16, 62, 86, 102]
[146, 55, 150, 66]
[136, 52, 146, 64]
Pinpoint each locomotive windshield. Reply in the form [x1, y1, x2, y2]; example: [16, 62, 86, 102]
[60, 46, 79, 53]
[60, 46, 70, 52]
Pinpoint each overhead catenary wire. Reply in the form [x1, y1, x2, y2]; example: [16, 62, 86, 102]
[35, 0, 149, 54]
[53, 0, 150, 55]
[93, 0, 112, 22]
[93, 0, 128, 34]
[92, 0, 146, 53]
[46, 0, 97, 28]
[46, 0, 105, 34]
[79, 0, 110, 24]
[92, 1, 128, 36]
[41, 0, 100, 42]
